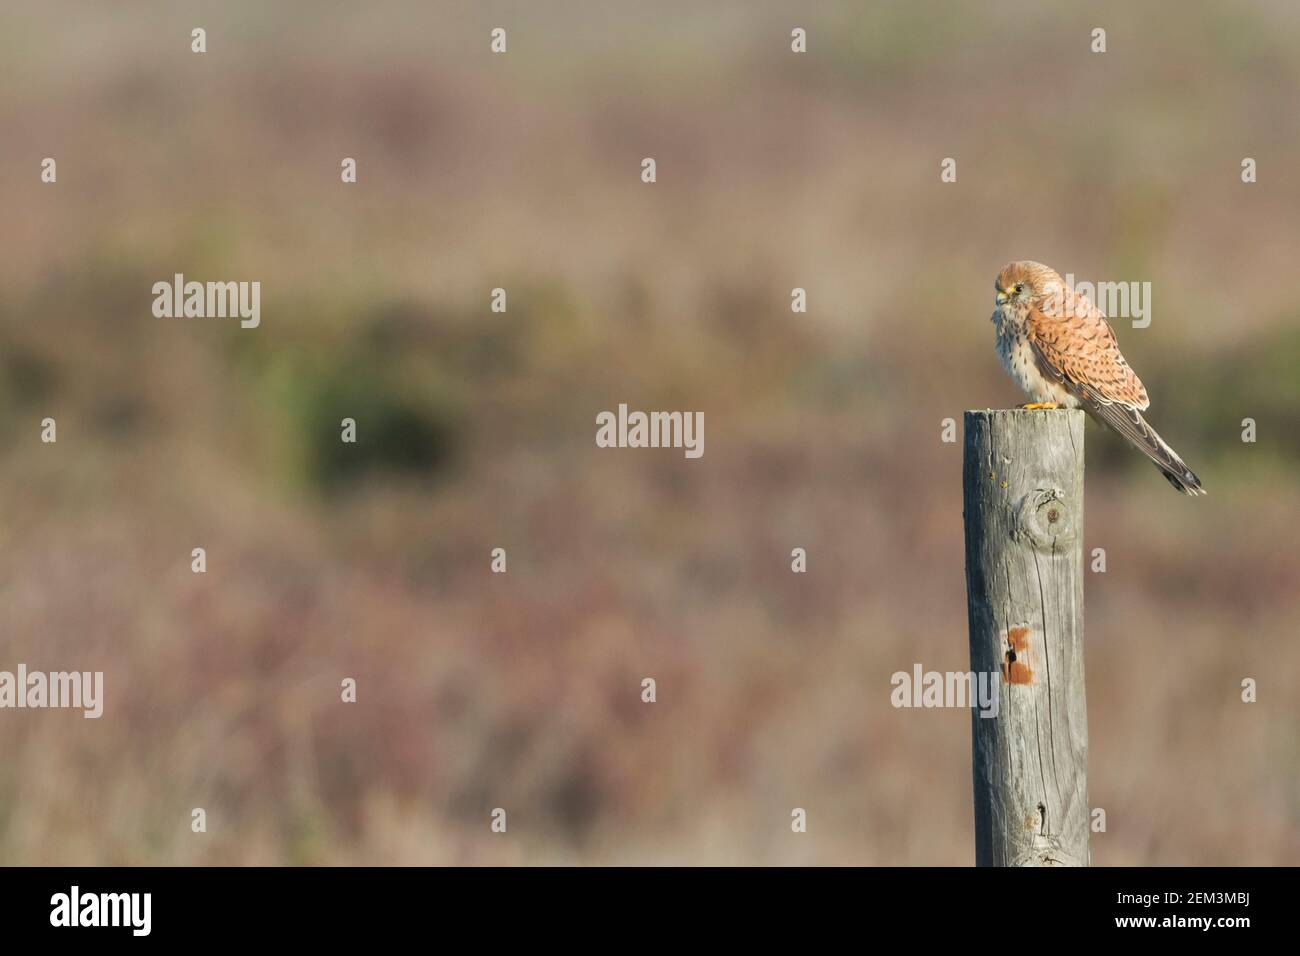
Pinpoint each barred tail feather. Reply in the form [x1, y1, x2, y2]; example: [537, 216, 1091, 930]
[1083, 399, 1206, 496]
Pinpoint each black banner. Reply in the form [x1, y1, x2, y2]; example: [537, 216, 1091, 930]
[0, 866, 1282, 942]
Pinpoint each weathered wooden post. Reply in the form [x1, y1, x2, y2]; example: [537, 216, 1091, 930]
[962, 409, 1089, 866]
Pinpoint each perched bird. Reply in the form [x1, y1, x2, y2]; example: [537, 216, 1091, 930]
[991, 260, 1204, 495]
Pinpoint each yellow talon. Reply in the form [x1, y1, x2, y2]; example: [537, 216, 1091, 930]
[1018, 402, 1060, 410]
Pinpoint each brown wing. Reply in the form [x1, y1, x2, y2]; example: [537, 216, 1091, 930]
[1026, 287, 1149, 410]
[1027, 287, 1203, 494]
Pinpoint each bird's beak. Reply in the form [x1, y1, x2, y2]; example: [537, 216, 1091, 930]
[995, 290, 1009, 305]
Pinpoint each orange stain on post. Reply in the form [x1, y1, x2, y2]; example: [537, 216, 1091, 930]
[1002, 626, 1034, 684]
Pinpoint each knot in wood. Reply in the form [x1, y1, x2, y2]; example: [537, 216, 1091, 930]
[1013, 488, 1077, 551]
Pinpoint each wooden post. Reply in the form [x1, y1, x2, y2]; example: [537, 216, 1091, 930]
[962, 409, 1090, 866]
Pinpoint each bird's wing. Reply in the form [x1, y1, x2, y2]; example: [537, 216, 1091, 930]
[1026, 287, 1149, 410]
[1026, 288, 1202, 493]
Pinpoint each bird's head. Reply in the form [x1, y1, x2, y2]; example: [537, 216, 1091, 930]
[994, 260, 1065, 316]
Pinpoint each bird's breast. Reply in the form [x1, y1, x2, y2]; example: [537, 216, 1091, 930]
[998, 328, 1049, 400]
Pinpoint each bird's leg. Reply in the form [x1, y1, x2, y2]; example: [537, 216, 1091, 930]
[1018, 402, 1060, 410]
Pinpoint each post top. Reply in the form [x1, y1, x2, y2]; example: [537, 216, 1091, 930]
[963, 408, 1085, 422]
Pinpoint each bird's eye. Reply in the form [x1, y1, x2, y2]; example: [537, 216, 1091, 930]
[1013, 284, 1024, 294]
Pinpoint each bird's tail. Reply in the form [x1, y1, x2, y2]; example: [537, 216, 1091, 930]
[1137, 413, 1205, 496]
[1087, 400, 1206, 495]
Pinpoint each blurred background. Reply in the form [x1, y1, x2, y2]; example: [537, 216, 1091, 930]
[0, 0, 1296, 864]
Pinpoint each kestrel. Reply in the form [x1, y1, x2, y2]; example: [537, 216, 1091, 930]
[991, 260, 1204, 495]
